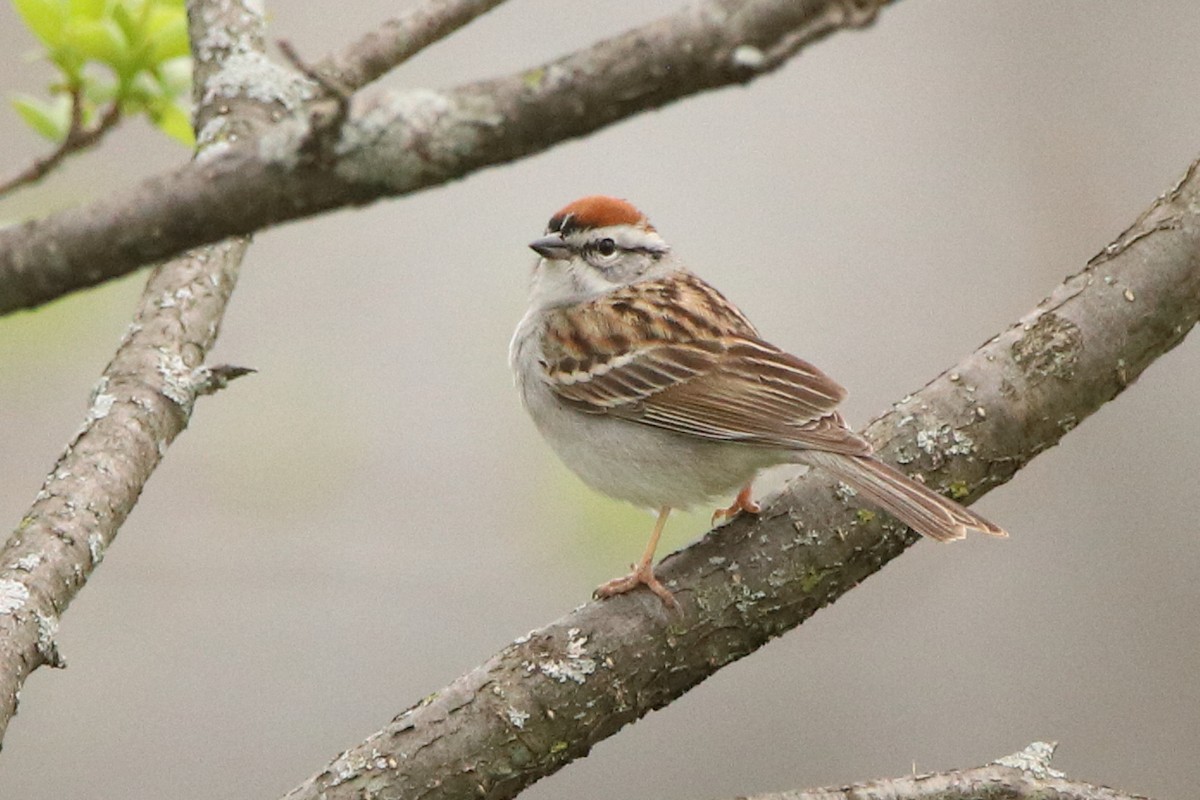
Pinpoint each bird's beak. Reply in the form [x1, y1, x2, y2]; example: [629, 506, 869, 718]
[529, 233, 571, 260]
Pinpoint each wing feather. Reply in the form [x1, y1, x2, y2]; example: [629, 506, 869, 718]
[539, 273, 872, 456]
[549, 338, 871, 455]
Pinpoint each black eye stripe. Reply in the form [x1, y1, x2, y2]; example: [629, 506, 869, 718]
[580, 239, 617, 256]
[581, 244, 661, 257]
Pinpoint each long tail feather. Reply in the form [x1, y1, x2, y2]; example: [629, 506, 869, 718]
[801, 452, 1007, 541]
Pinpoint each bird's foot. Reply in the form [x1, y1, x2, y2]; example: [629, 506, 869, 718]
[595, 562, 678, 610]
[711, 485, 761, 525]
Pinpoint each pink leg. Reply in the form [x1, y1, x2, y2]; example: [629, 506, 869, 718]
[595, 507, 678, 609]
[711, 484, 761, 525]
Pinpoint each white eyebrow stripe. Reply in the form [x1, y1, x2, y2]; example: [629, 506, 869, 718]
[566, 225, 670, 253]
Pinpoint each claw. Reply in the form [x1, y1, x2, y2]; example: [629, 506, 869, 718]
[593, 506, 679, 610]
[594, 563, 678, 609]
[712, 484, 760, 525]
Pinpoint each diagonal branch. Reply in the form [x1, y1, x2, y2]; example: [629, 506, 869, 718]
[0, 0, 306, 748]
[0, 0, 892, 316]
[279, 159, 1200, 800]
[0, 88, 122, 198]
[314, 0, 511, 92]
[739, 742, 1151, 800]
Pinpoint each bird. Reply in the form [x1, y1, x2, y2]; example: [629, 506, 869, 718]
[509, 195, 1006, 608]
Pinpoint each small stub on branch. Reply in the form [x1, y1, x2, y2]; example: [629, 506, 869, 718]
[193, 364, 257, 397]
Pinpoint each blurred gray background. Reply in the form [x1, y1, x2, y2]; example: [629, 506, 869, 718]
[1, 2, 1198, 798]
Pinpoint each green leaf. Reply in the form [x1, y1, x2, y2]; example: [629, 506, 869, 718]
[155, 56, 191, 99]
[82, 76, 118, 105]
[47, 42, 85, 80]
[11, 0, 195, 154]
[11, 93, 71, 141]
[150, 100, 193, 146]
[145, 9, 188, 62]
[142, 3, 175, 35]
[64, 18, 129, 67]
[110, 2, 139, 42]
[12, 0, 68, 47]
[68, 0, 107, 20]
[126, 70, 160, 102]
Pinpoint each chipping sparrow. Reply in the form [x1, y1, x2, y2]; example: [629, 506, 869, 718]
[510, 196, 1006, 607]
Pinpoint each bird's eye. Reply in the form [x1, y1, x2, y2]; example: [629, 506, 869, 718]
[595, 238, 617, 257]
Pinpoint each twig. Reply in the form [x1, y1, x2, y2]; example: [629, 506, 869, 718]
[279, 39, 352, 107]
[736, 742, 1151, 800]
[278, 38, 352, 158]
[0, 0, 299, 749]
[0, 88, 122, 197]
[313, 0, 510, 92]
[0, 0, 896, 316]
[193, 364, 257, 396]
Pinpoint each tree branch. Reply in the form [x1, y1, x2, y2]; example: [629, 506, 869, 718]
[0, 0, 891, 316]
[738, 742, 1151, 800]
[0, 88, 122, 198]
[313, 0, 511, 92]
[0, 0, 298, 747]
[278, 159, 1200, 800]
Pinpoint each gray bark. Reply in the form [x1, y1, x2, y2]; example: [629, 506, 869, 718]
[0, 0, 890, 315]
[0, 0, 286, 747]
[740, 742, 1150, 800]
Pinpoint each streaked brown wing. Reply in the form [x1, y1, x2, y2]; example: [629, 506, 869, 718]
[548, 334, 873, 456]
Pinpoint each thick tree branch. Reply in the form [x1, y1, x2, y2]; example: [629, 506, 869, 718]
[280, 158, 1200, 800]
[0, 0, 890, 315]
[739, 742, 1150, 800]
[0, 0, 297, 748]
